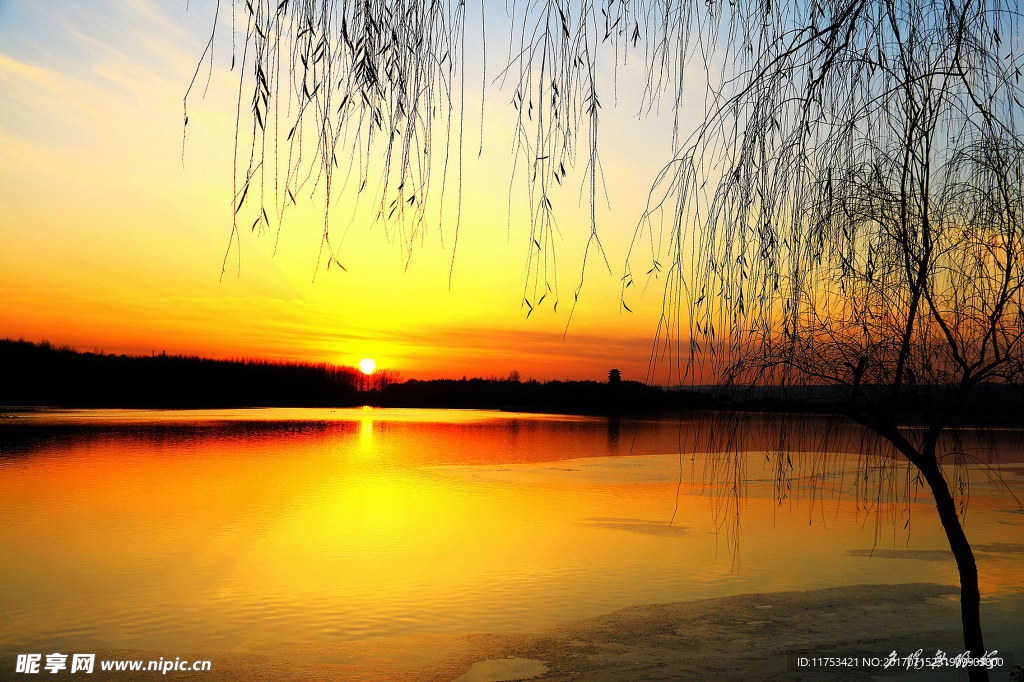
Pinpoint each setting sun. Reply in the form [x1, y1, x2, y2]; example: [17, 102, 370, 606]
[359, 358, 376, 375]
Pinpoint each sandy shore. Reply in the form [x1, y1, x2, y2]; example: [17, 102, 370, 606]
[1, 583, 969, 681]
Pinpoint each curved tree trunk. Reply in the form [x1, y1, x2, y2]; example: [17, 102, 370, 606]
[919, 460, 989, 682]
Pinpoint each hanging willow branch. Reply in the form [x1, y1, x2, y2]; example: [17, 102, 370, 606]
[185, 0, 469, 279]
[183, 0, 734, 296]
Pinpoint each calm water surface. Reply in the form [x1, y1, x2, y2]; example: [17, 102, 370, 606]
[1, 408, 1022, 658]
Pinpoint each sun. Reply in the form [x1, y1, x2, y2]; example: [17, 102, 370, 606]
[359, 358, 376, 375]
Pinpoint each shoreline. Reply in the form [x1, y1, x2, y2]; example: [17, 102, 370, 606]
[1, 583, 978, 681]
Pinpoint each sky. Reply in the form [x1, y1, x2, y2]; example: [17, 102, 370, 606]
[0, 0, 696, 381]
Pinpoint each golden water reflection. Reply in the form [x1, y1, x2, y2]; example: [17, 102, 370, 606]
[1, 408, 1022, 657]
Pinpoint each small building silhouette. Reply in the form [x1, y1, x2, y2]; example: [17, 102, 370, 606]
[608, 368, 621, 383]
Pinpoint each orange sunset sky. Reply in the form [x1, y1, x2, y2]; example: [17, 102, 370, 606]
[0, 0, 699, 381]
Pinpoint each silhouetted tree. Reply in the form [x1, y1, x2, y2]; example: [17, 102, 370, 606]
[362, 368, 402, 392]
[621, 3, 1023, 677]
[191, 1, 1023, 676]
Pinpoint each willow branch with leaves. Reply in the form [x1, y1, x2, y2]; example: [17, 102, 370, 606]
[187, 1, 1023, 677]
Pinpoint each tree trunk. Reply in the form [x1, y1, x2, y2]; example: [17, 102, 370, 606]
[919, 459, 989, 682]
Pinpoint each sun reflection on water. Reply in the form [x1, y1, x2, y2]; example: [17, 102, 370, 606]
[0, 408, 1021, 658]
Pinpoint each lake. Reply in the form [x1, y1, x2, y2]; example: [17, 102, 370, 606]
[1, 408, 1022, 671]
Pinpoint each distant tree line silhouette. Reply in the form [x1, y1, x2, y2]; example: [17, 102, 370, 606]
[0, 339, 697, 412]
[5, 338, 1023, 416]
[0, 339, 374, 408]
[378, 376, 702, 413]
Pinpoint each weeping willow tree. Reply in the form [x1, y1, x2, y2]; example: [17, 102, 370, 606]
[187, 0, 1023, 676]
[623, 2, 1023, 678]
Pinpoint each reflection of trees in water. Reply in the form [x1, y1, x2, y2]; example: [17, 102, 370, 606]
[606, 417, 620, 450]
